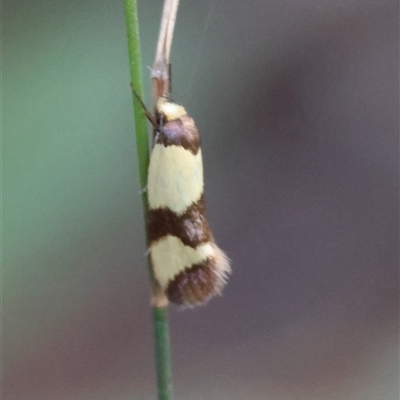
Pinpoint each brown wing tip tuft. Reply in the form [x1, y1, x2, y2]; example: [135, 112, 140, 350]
[166, 245, 231, 307]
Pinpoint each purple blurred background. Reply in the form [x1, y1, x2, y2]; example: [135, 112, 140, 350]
[4, 0, 398, 399]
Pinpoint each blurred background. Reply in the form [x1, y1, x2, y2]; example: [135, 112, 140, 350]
[3, 0, 399, 399]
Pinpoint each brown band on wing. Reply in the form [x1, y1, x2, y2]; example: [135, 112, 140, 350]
[166, 257, 225, 305]
[156, 116, 201, 155]
[148, 195, 212, 248]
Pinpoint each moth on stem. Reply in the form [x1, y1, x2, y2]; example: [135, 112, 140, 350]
[143, 0, 231, 308]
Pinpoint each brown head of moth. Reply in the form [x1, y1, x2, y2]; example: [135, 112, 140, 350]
[147, 97, 231, 307]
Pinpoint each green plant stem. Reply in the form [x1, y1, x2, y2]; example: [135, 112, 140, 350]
[153, 307, 173, 400]
[123, 2, 174, 400]
[124, 0, 149, 216]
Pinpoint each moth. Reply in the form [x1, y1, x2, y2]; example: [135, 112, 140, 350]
[144, 96, 231, 307]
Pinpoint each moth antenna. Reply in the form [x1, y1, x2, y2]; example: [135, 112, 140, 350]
[130, 83, 159, 129]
